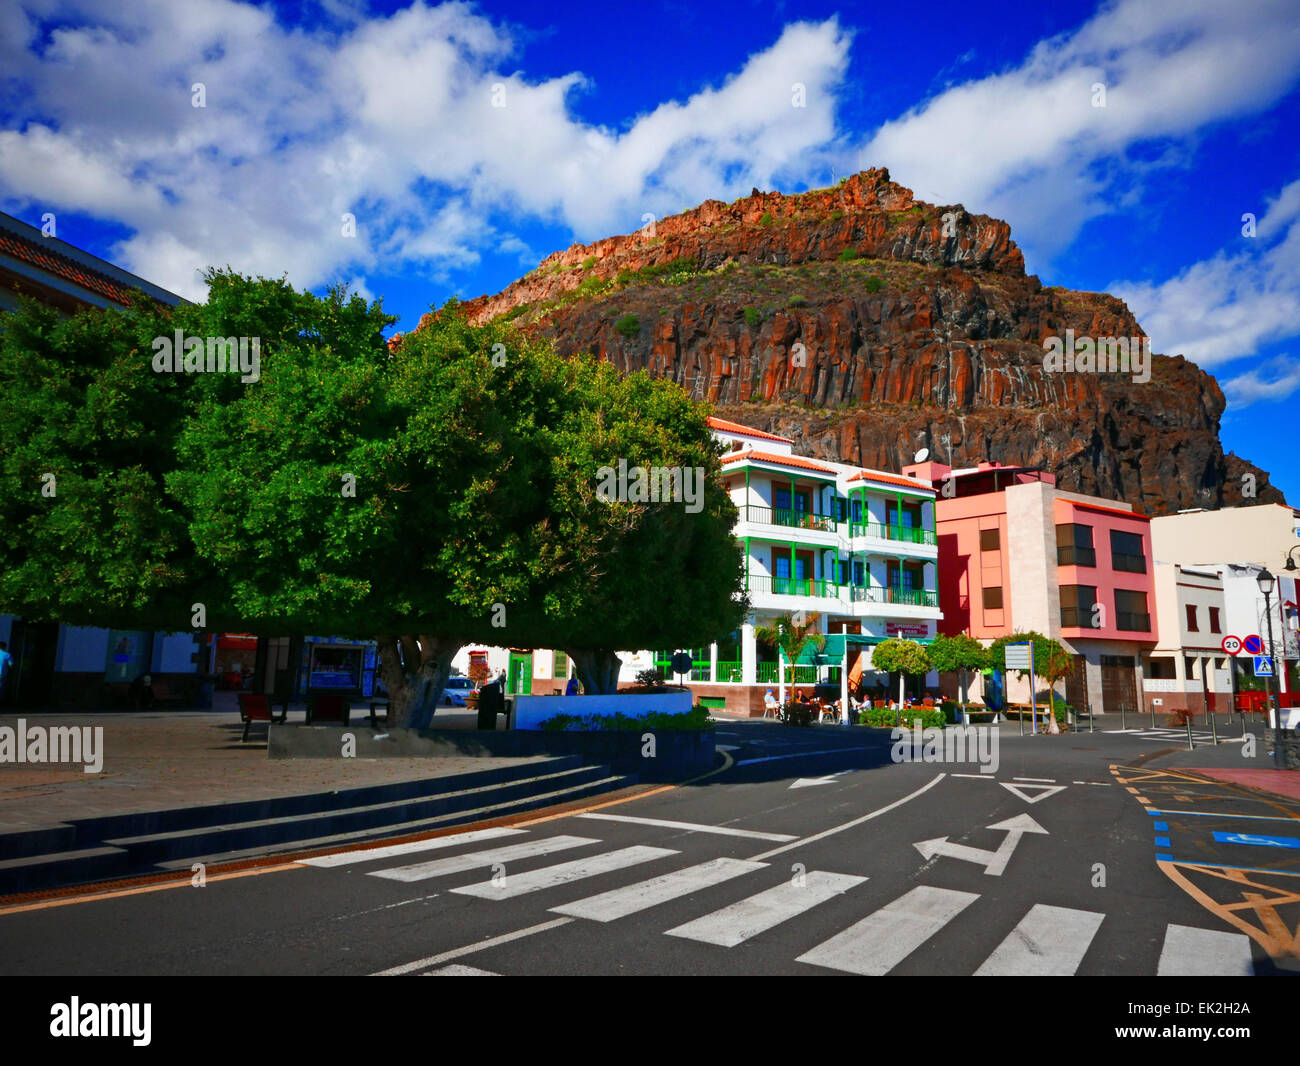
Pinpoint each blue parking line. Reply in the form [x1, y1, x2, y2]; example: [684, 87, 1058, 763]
[1155, 836, 1171, 848]
[1153, 822, 1168, 831]
[1155, 857, 1300, 876]
[1213, 830, 1300, 849]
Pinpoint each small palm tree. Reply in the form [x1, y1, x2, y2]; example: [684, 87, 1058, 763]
[755, 612, 826, 700]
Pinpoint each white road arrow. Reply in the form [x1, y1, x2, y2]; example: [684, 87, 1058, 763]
[913, 814, 1048, 876]
[999, 782, 1067, 805]
[789, 770, 852, 789]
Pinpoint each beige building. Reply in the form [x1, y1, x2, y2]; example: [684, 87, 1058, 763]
[1151, 503, 1300, 571]
[1147, 564, 1233, 715]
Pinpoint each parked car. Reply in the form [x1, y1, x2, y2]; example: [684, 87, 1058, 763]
[442, 677, 476, 706]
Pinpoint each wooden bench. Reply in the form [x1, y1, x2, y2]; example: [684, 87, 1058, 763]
[237, 692, 288, 742]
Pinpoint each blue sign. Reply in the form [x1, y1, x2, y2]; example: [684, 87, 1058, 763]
[1214, 831, 1300, 849]
[1255, 656, 1274, 677]
[1243, 634, 1264, 655]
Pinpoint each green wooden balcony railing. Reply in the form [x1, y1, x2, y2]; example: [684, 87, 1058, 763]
[756, 663, 819, 684]
[743, 504, 838, 533]
[748, 575, 938, 608]
[847, 522, 937, 546]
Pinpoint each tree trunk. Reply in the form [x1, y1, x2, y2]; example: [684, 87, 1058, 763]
[568, 649, 622, 695]
[376, 634, 463, 730]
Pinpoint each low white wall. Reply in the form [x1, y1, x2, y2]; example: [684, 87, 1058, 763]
[513, 690, 693, 730]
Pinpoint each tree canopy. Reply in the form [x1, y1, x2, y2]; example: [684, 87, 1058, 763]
[0, 273, 747, 721]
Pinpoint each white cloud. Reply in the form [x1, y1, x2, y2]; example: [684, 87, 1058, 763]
[853, 0, 1300, 266]
[0, 1, 850, 300]
[1111, 177, 1300, 366]
[1222, 354, 1300, 407]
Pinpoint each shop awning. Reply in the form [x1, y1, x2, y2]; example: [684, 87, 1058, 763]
[796, 633, 934, 664]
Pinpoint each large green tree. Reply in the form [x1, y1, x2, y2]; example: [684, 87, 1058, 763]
[0, 275, 745, 724]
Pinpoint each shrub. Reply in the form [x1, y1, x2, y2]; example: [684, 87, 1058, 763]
[788, 295, 807, 308]
[635, 667, 666, 690]
[837, 248, 860, 262]
[858, 704, 947, 730]
[759, 211, 775, 225]
[614, 314, 641, 337]
[744, 306, 761, 329]
[864, 276, 884, 293]
[581, 255, 597, 270]
[828, 209, 844, 222]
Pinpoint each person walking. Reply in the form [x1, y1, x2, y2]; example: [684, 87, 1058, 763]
[565, 674, 580, 696]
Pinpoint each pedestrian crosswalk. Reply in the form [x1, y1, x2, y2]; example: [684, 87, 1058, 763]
[1104, 727, 1243, 745]
[314, 827, 1258, 976]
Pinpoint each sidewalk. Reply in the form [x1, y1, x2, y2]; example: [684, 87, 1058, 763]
[1146, 724, 1300, 802]
[0, 709, 550, 836]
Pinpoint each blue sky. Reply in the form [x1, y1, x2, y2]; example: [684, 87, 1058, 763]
[1, 0, 1298, 500]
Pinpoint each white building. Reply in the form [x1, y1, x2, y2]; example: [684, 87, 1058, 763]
[454, 416, 944, 714]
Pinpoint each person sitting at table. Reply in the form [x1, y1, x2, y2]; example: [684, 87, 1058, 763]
[763, 688, 779, 715]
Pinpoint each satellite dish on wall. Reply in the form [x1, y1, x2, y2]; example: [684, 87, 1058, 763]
[913, 448, 930, 463]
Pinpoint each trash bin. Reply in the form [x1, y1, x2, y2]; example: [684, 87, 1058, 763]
[477, 681, 504, 730]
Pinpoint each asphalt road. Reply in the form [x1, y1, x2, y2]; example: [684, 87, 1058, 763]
[2, 720, 1296, 977]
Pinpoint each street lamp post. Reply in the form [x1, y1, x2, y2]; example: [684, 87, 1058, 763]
[1258, 568, 1285, 769]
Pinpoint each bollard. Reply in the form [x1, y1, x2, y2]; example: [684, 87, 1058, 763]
[1019, 707, 1024, 736]
[1185, 715, 1194, 750]
[1089, 708, 1094, 733]
[1120, 704, 1126, 732]
[1210, 710, 1218, 745]
[1150, 704, 1156, 729]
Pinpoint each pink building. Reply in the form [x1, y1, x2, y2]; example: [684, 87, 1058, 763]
[901, 460, 1157, 718]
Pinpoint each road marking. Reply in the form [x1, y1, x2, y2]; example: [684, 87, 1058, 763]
[789, 775, 841, 789]
[300, 826, 528, 867]
[451, 846, 677, 899]
[1147, 809, 1300, 822]
[1213, 831, 1300, 849]
[1000, 782, 1067, 805]
[749, 773, 946, 862]
[952, 773, 995, 780]
[575, 812, 796, 842]
[974, 904, 1105, 976]
[550, 858, 766, 922]
[369, 836, 597, 883]
[914, 814, 1048, 876]
[424, 964, 499, 976]
[372, 917, 574, 976]
[0, 863, 305, 917]
[1157, 924, 1255, 976]
[664, 871, 867, 947]
[1014, 777, 1056, 783]
[796, 885, 979, 975]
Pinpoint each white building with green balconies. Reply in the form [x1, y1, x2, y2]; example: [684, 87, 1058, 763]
[653, 418, 943, 714]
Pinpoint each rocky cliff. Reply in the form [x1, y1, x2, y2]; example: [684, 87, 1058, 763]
[452, 168, 1277, 515]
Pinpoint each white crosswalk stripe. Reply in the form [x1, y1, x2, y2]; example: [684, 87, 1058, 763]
[795, 885, 979, 975]
[451, 845, 679, 899]
[550, 857, 768, 922]
[341, 830, 1257, 976]
[300, 826, 528, 868]
[369, 835, 597, 883]
[665, 871, 866, 947]
[974, 904, 1104, 975]
[1157, 924, 1255, 976]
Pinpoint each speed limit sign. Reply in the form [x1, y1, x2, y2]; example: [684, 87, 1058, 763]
[1222, 635, 1243, 655]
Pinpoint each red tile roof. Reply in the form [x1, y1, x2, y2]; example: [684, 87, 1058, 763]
[720, 450, 839, 475]
[0, 230, 138, 307]
[846, 469, 936, 492]
[707, 416, 793, 444]
[1066, 500, 1150, 522]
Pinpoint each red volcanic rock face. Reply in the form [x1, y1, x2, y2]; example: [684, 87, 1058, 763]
[432, 169, 1276, 516]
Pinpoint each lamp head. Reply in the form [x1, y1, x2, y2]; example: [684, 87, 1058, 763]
[1258, 567, 1276, 594]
